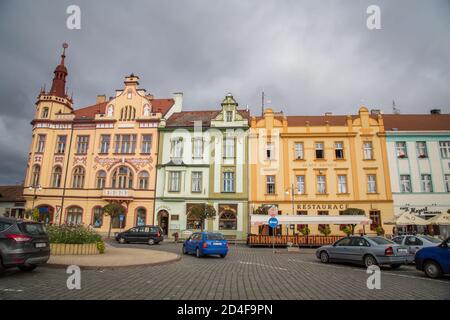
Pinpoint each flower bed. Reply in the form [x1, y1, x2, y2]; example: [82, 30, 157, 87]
[47, 224, 105, 255]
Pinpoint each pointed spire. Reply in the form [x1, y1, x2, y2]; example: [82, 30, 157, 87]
[49, 43, 69, 98]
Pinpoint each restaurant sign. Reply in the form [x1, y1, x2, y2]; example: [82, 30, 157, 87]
[297, 204, 349, 210]
[400, 206, 442, 216]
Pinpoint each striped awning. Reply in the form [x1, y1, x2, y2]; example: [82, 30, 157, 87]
[250, 215, 372, 225]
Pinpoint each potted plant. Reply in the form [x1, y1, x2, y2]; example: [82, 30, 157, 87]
[375, 226, 385, 236]
[342, 226, 353, 236]
[299, 226, 310, 236]
[319, 225, 331, 236]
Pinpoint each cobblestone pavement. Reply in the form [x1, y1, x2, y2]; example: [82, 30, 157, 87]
[1, 242, 449, 300]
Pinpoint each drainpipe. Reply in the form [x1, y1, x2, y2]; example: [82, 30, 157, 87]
[59, 123, 74, 225]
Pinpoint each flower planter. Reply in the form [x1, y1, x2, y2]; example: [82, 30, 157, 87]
[50, 243, 100, 255]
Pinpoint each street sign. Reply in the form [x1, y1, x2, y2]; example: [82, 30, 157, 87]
[119, 214, 124, 222]
[268, 206, 277, 217]
[268, 217, 279, 228]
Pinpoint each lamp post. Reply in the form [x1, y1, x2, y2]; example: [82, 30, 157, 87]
[28, 184, 42, 210]
[285, 183, 300, 241]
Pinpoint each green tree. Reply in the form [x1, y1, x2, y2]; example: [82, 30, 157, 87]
[103, 202, 126, 238]
[342, 208, 366, 235]
[189, 203, 217, 231]
[25, 208, 39, 222]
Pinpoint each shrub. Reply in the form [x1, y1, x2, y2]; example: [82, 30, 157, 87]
[299, 226, 310, 236]
[342, 226, 353, 236]
[319, 225, 331, 236]
[96, 241, 105, 254]
[47, 224, 102, 244]
[375, 226, 385, 236]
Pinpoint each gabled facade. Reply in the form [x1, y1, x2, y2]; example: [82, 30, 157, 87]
[22, 45, 181, 233]
[155, 94, 249, 239]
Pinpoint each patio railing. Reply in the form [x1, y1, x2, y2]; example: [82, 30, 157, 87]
[247, 234, 342, 247]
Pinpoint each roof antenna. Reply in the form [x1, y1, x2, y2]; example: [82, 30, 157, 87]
[261, 91, 265, 116]
[392, 100, 400, 114]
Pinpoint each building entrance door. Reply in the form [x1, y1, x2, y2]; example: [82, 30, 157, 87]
[158, 210, 169, 235]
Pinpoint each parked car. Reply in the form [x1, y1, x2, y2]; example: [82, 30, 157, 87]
[115, 225, 164, 245]
[182, 232, 228, 258]
[392, 235, 442, 262]
[415, 237, 450, 278]
[316, 236, 409, 269]
[0, 217, 50, 273]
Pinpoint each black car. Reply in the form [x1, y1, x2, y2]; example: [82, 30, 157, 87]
[115, 225, 164, 245]
[0, 217, 50, 272]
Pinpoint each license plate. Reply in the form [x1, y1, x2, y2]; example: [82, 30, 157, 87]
[213, 242, 222, 246]
[398, 248, 407, 254]
[35, 243, 47, 248]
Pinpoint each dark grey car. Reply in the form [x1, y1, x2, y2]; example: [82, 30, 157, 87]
[316, 236, 409, 269]
[0, 217, 50, 272]
[392, 235, 441, 262]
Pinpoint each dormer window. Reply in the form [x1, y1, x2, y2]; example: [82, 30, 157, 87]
[41, 107, 49, 118]
[226, 111, 233, 122]
[107, 105, 114, 117]
[127, 89, 132, 99]
[266, 143, 275, 160]
[143, 104, 151, 117]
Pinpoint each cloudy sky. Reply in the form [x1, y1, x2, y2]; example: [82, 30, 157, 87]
[0, 0, 449, 184]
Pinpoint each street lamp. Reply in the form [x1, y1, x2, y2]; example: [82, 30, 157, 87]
[285, 183, 302, 240]
[28, 184, 42, 210]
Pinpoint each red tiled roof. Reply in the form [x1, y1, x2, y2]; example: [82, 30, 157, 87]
[383, 114, 450, 131]
[148, 98, 175, 116]
[166, 109, 250, 127]
[74, 102, 107, 119]
[253, 114, 378, 126]
[0, 185, 24, 203]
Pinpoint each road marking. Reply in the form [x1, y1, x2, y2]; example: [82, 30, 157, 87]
[287, 258, 450, 285]
[1, 288, 23, 292]
[239, 261, 288, 271]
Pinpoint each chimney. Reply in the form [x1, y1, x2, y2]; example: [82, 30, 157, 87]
[371, 109, 381, 115]
[96, 95, 106, 104]
[324, 112, 333, 116]
[430, 109, 441, 115]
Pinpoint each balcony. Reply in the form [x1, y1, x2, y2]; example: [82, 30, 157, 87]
[102, 189, 134, 199]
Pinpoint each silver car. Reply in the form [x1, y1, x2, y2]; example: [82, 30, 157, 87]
[392, 235, 441, 262]
[316, 236, 409, 269]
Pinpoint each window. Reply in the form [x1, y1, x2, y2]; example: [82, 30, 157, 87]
[171, 138, 183, 159]
[143, 104, 150, 116]
[339, 211, 348, 231]
[72, 166, 85, 188]
[56, 135, 66, 154]
[138, 171, 149, 189]
[266, 175, 276, 194]
[315, 142, 324, 159]
[294, 142, 304, 160]
[41, 107, 49, 118]
[445, 174, 450, 193]
[317, 175, 326, 194]
[335, 142, 344, 159]
[367, 175, 377, 193]
[99, 135, 110, 153]
[225, 111, 233, 122]
[416, 141, 427, 158]
[93, 207, 103, 228]
[191, 172, 202, 193]
[192, 138, 203, 158]
[370, 211, 381, 231]
[439, 141, 450, 158]
[295, 175, 305, 194]
[223, 137, 235, 158]
[76, 136, 89, 154]
[114, 134, 136, 154]
[168, 171, 181, 192]
[318, 211, 329, 231]
[111, 209, 126, 229]
[395, 141, 408, 158]
[363, 142, 373, 160]
[96, 170, 106, 189]
[136, 208, 146, 227]
[141, 135, 152, 154]
[31, 164, 41, 187]
[36, 135, 46, 153]
[187, 211, 203, 230]
[337, 175, 347, 193]
[400, 175, 412, 193]
[120, 105, 135, 120]
[219, 211, 237, 230]
[266, 143, 274, 160]
[67, 207, 83, 225]
[223, 171, 235, 192]
[51, 166, 62, 188]
[296, 210, 308, 231]
[421, 174, 433, 192]
[112, 166, 134, 189]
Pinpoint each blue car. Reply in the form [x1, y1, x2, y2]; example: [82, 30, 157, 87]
[182, 232, 228, 258]
[415, 237, 450, 278]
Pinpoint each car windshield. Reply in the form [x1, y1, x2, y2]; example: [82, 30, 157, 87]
[206, 233, 224, 240]
[420, 235, 441, 243]
[368, 237, 394, 245]
[21, 222, 46, 235]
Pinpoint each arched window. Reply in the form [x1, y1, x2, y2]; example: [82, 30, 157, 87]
[107, 104, 114, 117]
[72, 166, 85, 188]
[136, 208, 146, 226]
[138, 171, 149, 189]
[111, 166, 133, 189]
[92, 206, 103, 228]
[112, 207, 126, 229]
[186, 212, 203, 230]
[67, 206, 83, 225]
[51, 166, 62, 188]
[31, 164, 41, 187]
[219, 211, 237, 230]
[96, 170, 106, 189]
[143, 104, 151, 116]
[41, 107, 49, 118]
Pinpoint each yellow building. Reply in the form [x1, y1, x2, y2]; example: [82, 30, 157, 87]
[249, 107, 394, 236]
[22, 45, 181, 233]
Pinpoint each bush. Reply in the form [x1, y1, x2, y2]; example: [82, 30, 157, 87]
[375, 226, 385, 236]
[47, 224, 102, 244]
[299, 226, 310, 236]
[96, 241, 105, 254]
[342, 226, 353, 236]
[319, 225, 331, 236]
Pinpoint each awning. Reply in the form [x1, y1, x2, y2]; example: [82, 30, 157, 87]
[250, 214, 372, 225]
[427, 212, 450, 226]
[394, 212, 429, 226]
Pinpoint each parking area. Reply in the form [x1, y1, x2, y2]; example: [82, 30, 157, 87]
[0, 241, 449, 300]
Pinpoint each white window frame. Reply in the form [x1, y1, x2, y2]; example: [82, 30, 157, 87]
[363, 142, 373, 160]
[421, 174, 433, 193]
[191, 171, 203, 193]
[367, 175, 377, 193]
[317, 175, 326, 194]
[337, 175, 347, 194]
[296, 175, 305, 194]
[168, 171, 181, 192]
[294, 142, 304, 160]
[400, 174, 412, 193]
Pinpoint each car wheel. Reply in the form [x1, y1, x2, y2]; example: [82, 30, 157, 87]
[364, 255, 378, 268]
[118, 237, 126, 244]
[18, 265, 37, 272]
[390, 264, 402, 269]
[0, 257, 5, 273]
[182, 246, 188, 255]
[220, 254, 227, 258]
[196, 248, 202, 258]
[424, 260, 442, 278]
[148, 238, 155, 245]
[319, 251, 330, 263]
